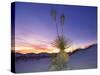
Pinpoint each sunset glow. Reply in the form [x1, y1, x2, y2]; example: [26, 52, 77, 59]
[14, 41, 96, 54]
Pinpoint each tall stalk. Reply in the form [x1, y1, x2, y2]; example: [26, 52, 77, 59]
[51, 9, 59, 38]
[55, 19, 60, 39]
[60, 13, 65, 37]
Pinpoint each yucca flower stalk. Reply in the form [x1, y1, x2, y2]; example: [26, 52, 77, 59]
[60, 13, 65, 37]
[51, 9, 59, 38]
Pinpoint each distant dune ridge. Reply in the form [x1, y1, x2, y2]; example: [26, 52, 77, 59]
[66, 44, 97, 70]
[14, 44, 97, 59]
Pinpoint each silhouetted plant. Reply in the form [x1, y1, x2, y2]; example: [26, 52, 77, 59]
[50, 9, 72, 70]
[50, 36, 71, 70]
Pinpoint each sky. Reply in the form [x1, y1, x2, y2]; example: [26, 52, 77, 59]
[13, 2, 97, 54]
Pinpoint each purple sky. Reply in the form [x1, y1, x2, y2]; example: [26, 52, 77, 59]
[14, 2, 97, 52]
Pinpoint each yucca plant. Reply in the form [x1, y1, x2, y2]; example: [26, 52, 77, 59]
[50, 36, 71, 70]
[50, 9, 71, 70]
